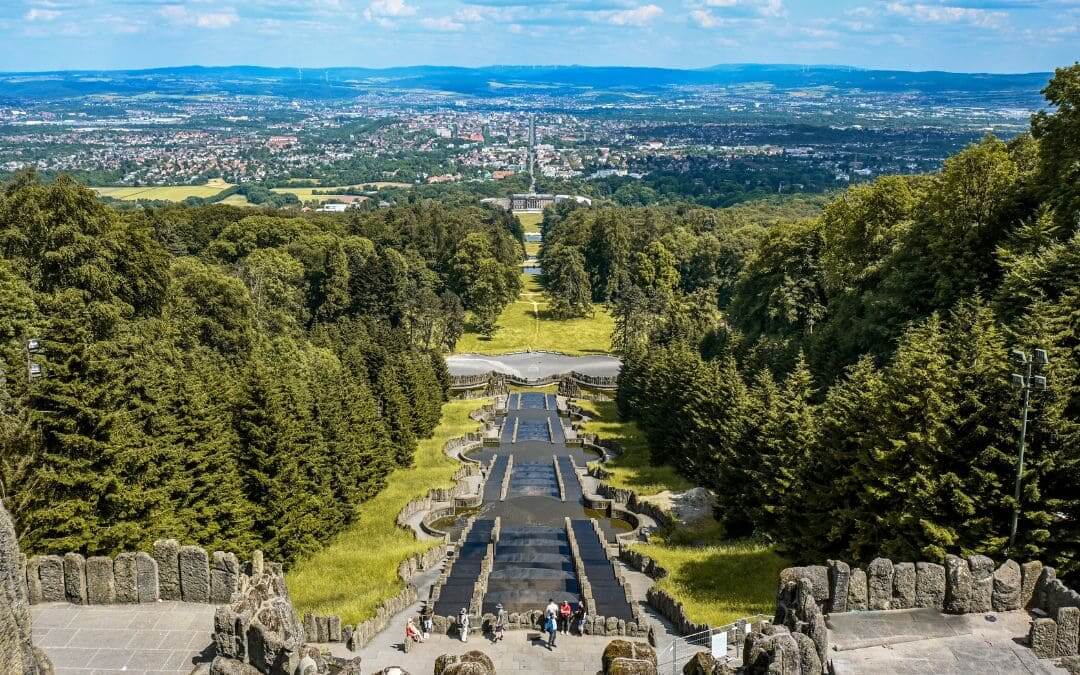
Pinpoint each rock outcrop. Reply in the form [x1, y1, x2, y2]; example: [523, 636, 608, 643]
[0, 502, 53, 674]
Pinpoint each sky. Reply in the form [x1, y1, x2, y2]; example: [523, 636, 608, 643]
[0, 0, 1076, 73]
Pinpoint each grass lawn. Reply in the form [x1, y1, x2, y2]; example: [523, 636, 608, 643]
[515, 212, 544, 230]
[93, 179, 231, 201]
[525, 242, 541, 257]
[287, 397, 488, 625]
[576, 399, 692, 496]
[218, 194, 254, 207]
[631, 535, 788, 627]
[455, 274, 614, 356]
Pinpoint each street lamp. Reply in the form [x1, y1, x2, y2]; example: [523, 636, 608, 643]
[1008, 347, 1049, 553]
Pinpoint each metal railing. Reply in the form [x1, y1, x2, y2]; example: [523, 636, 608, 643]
[655, 615, 771, 674]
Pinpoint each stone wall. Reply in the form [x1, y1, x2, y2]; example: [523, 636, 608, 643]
[24, 539, 252, 608]
[779, 556, 1080, 664]
[395, 463, 482, 528]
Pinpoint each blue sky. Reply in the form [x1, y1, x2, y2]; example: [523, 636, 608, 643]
[0, 0, 1076, 73]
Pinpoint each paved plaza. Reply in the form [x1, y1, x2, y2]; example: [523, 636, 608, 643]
[32, 601, 216, 675]
[829, 608, 1067, 674]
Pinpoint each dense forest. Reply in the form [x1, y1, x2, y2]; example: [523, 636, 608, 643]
[542, 64, 1080, 576]
[0, 181, 522, 563]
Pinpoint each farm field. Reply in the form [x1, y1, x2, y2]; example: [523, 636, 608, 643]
[288, 397, 489, 625]
[456, 273, 613, 356]
[92, 178, 231, 201]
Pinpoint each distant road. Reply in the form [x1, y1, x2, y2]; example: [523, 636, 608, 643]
[447, 351, 621, 380]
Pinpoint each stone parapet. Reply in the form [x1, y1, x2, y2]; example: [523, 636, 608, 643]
[24, 541, 258, 609]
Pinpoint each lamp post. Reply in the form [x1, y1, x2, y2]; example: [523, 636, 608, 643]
[1008, 347, 1048, 553]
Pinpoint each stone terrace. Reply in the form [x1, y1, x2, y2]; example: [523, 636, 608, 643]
[31, 601, 216, 674]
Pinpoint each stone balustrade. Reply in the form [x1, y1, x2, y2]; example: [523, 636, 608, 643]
[22, 539, 257, 609]
[553, 455, 567, 501]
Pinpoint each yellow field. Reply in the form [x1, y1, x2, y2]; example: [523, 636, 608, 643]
[219, 194, 254, 207]
[93, 178, 231, 201]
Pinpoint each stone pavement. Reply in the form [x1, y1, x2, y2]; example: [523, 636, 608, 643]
[323, 626, 637, 673]
[830, 608, 1067, 674]
[31, 601, 216, 675]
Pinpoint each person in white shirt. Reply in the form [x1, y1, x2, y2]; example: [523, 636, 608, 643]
[544, 599, 559, 648]
[459, 608, 470, 643]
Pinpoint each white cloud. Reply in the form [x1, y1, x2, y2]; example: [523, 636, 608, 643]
[702, 0, 785, 17]
[884, 2, 1006, 27]
[604, 4, 663, 26]
[690, 8, 723, 27]
[365, 0, 416, 18]
[25, 9, 61, 21]
[421, 16, 465, 31]
[159, 5, 238, 29]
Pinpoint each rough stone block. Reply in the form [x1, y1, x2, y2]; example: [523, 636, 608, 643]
[1031, 617, 1057, 658]
[779, 565, 829, 606]
[945, 554, 972, 614]
[328, 616, 342, 642]
[317, 615, 330, 643]
[992, 560, 1022, 612]
[893, 562, 916, 610]
[210, 551, 240, 604]
[1036, 567, 1058, 611]
[848, 568, 868, 611]
[915, 562, 946, 610]
[1057, 607, 1080, 658]
[968, 555, 994, 613]
[828, 560, 850, 613]
[135, 552, 159, 603]
[867, 558, 893, 610]
[63, 553, 87, 605]
[179, 545, 211, 603]
[153, 539, 181, 601]
[1021, 560, 1043, 609]
[25, 556, 43, 604]
[38, 555, 65, 602]
[113, 552, 139, 603]
[86, 556, 116, 604]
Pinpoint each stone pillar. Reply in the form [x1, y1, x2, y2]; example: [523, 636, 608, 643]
[86, 556, 116, 605]
[25, 557, 42, 604]
[915, 562, 946, 610]
[135, 552, 159, 603]
[1030, 618, 1057, 658]
[967, 555, 994, 613]
[210, 551, 240, 604]
[179, 546, 211, 603]
[113, 552, 139, 603]
[991, 560, 1021, 611]
[1020, 561, 1043, 609]
[38, 555, 65, 602]
[1056, 606, 1079, 657]
[893, 562, 915, 610]
[848, 568, 868, 611]
[63, 553, 87, 605]
[945, 554, 972, 614]
[867, 558, 893, 610]
[828, 560, 850, 613]
[153, 539, 182, 601]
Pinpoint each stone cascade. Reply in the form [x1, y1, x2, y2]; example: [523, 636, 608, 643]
[779, 556, 1080, 665]
[23, 539, 251, 608]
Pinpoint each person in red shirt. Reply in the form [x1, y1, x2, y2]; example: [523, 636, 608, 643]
[559, 600, 573, 635]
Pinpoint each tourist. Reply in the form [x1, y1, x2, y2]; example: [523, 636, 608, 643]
[420, 611, 433, 640]
[544, 598, 559, 649]
[494, 603, 508, 642]
[405, 618, 424, 644]
[559, 599, 572, 634]
[459, 607, 470, 643]
[574, 599, 587, 635]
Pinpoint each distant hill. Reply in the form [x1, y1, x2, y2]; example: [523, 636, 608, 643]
[0, 63, 1053, 102]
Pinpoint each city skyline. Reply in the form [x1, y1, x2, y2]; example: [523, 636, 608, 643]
[1, 0, 1076, 74]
